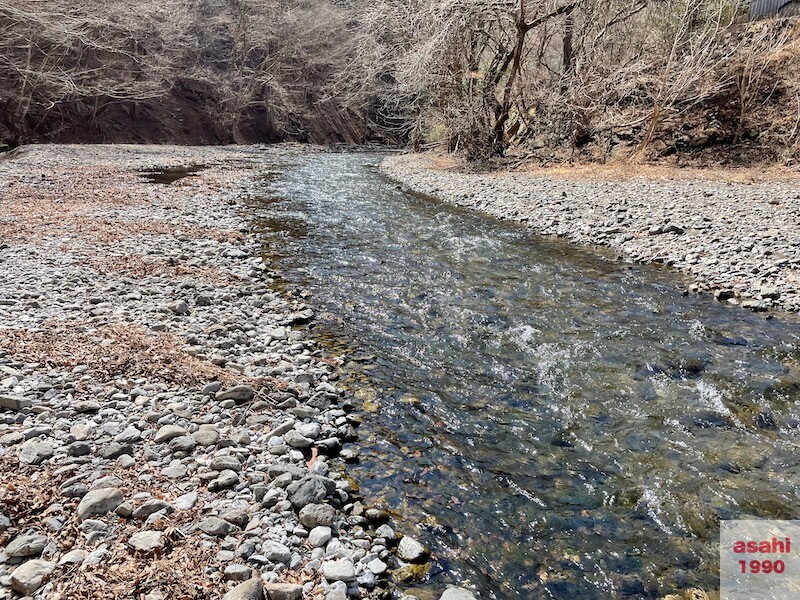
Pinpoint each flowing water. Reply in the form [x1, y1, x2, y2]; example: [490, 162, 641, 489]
[251, 152, 800, 599]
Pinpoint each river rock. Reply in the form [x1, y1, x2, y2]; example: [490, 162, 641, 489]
[398, 535, 429, 563]
[263, 583, 303, 600]
[308, 526, 332, 548]
[133, 499, 175, 520]
[77, 488, 124, 521]
[224, 564, 252, 581]
[18, 440, 54, 464]
[262, 540, 291, 563]
[222, 578, 265, 600]
[5, 534, 48, 558]
[10, 559, 55, 595]
[209, 469, 240, 491]
[299, 503, 337, 528]
[284, 429, 313, 449]
[440, 588, 478, 600]
[287, 477, 328, 508]
[216, 385, 255, 402]
[0, 395, 32, 411]
[322, 558, 356, 582]
[199, 517, 237, 537]
[128, 531, 164, 554]
[211, 455, 242, 472]
[154, 424, 187, 444]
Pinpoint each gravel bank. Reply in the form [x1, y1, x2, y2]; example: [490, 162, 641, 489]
[0, 145, 449, 600]
[382, 154, 800, 313]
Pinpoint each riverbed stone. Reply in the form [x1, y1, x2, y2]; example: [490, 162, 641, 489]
[18, 440, 54, 464]
[263, 583, 303, 600]
[221, 577, 265, 600]
[128, 531, 164, 554]
[308, 526, 332, 548]
[10, 559, 55, 595]
[440, 588, 478, 600]
[76, 488, 124, 521]
[5, 534, 48, 558]
[0, 395, 32, 411]
[216, 385, 255, 402]
[154, 425, 187, 444]
[398, 536, 429, 563]
[299, 503, 337, 528]
[198, 517, 237, 537]
[322, 558, 356, 582]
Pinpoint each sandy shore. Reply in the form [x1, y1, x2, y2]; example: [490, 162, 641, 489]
[382, 153, 800, 313]
[0, 145, 444, 600]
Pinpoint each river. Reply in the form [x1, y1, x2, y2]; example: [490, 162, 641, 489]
[251, 152, 800, 599]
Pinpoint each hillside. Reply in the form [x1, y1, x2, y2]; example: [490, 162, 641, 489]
[2, 0, 800, 168]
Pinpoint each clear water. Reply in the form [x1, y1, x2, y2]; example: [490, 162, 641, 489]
[251, 152, 800, 599]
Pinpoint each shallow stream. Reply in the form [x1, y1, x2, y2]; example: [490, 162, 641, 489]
[252, 152, 800, 599]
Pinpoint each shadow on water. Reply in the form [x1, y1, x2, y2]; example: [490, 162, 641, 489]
[250, 152, 800, 599]
[139, 164, 207, 184]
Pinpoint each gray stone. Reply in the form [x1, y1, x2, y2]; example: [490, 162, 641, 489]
[5, 534, 48, 558]
[175, 492, 198, 510]
[154, 425, 187, 444]
[440, 587, 478, 600]
[192, 428, 219, 447]
[162, 463, 188, 479]
[169, 300, 190, 315]
[287, 477, 327, 508]
[367, 558, 387, 575]
[284, 430, 313, 449]
[128, 531, 164, 554]
[322, 558, 356, 582]
[222, 578, 265, 600]
[115, 426, 142, 443]
[198, 517, 237, 537]
[262, 540, 291, 563]
[216, 385, 255, 402]
[0, 395, 32, 411]
[18, 440, 54, 464]
[10, 559, 55, 595]
[133, 499, 175, 520]
[209, 469, 240, 491]
[298, 503, 337, 528]
[101, 442, 133, 459]
[224, 564, 252, 581]
[398, 535, 429, 563]
[263, 583, 303, 600]
[58, 549, 87, 566]
[210, 455, 242, 472]
[308, 526, 332, 548]
[76, 488, 124, 521]
[169, 435, 197, 453]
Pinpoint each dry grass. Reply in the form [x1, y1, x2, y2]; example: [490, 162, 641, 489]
[88, 255, 242, 285]
[0, 321, 240, 387]
[0, 165, 244, 245]
[0, 458, 218, 600]
[412, 151, 800, 183]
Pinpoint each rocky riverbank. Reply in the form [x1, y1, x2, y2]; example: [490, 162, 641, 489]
[0, 145, 470, 600]
[381, 154, 800, 313]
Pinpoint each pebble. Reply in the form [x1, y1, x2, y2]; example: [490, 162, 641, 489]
[322, 558, 356, 582]
[440, 588, 478, 600]
[5, 535, 48, 558]
[222, 578, 265, 600]
[397, 536, 429, 563]
[76, 488, 124, 521]
[9, 559, 56, 595]
[128, 531, 164, 554]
